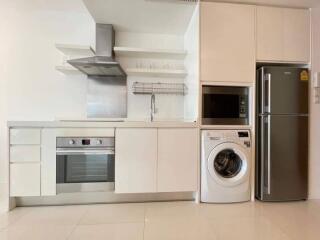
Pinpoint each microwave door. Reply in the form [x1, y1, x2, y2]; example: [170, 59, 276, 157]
[202, 86, 249, 125]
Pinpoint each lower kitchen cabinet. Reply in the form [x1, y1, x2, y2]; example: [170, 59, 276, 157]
[115, 127, 199, 194]
[115, 128, 158, 193]
[157, 129, 198, 192]
[10, 163, 41, 197]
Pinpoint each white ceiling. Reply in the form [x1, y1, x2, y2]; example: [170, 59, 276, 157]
[1, 0, 89, 12]
[205, 0, 320, 8]
[82, 0, 197, 35]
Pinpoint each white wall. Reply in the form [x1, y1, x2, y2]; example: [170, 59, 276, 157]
[184, 4, 199, 121]
[309, 7, 320, 199]
[0, 0, 95, 211]
[116, 32, 187, 121]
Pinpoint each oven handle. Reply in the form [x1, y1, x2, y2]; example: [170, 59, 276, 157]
[56, 149, 115, 155]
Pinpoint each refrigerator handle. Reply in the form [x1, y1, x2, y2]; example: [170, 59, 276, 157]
[261, 115, 271, 196]
[260, 116, 265, 197]
[264, 73, 271, 113]
[267, 115, 271, 195]
[261, 68, 265, 113]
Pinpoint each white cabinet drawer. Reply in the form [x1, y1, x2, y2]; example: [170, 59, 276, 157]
[10, 146, 41, 163]
[10, 129, 41, 145]
[10, 163, 41, 197]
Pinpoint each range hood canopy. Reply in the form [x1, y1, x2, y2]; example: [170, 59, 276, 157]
[68, 24, 126, 77]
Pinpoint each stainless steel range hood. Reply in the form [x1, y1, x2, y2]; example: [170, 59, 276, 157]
[68, 24, 126, 77]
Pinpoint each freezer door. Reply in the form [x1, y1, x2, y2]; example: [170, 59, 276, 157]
[258, 115, 308, 201]
[258, 67, 309, 115]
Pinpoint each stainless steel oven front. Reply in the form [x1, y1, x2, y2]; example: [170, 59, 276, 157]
[56, 137, 115, 193]
[202, 86, 249, 125]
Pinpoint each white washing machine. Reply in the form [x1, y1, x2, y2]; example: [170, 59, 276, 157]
[201, 130, 252, 203]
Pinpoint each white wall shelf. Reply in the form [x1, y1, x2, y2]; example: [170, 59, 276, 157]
[55, 66, 82, 75]
[114, 47, 187, 59]
[126, 68, 187, 78]
[55, 44, 95, 57]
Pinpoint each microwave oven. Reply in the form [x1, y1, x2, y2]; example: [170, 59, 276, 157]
[202, 86, 249, 125]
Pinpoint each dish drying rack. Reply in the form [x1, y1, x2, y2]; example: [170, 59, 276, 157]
[132, 82, 187, 95]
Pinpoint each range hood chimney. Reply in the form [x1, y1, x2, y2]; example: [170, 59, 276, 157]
[68, 24, 126, 77]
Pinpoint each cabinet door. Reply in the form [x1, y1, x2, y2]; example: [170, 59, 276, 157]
[10, 163, 40, 196]
[256, 6, 283, 62]
[200, 2, 255, 83]
[283, 8, 310, 63]
[158, 128, 198, 192]
[115, 128, 157, 193]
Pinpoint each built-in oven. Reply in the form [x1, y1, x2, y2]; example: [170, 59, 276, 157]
[56, 137, 115, 193]
[202, 86, 249, 125]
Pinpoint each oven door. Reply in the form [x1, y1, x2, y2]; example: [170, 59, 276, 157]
[56, 148, 115, 193]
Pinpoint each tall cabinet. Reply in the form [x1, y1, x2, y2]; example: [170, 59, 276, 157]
[200, 2, 255, 83]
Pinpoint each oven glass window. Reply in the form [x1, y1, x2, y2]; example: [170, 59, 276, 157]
[203, 94, 240, 118]
[56, 154, 115, 183]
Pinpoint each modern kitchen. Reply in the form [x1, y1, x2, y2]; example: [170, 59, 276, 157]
[0, 0, 320, 239]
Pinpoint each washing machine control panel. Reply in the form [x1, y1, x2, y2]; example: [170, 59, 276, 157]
[204, 130, 251, 149]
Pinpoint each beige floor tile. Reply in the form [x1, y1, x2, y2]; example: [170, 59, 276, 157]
[68, 223, 144, 240]
[198, 202, 258, 220]
[144, 217, 206, 240]
[256, 201, 320, 240]
[79, 203, 145, 225]
[1, 200, 319, 240]
[13, 205, 88, 226]
[0, 225, 74, 240]
[211, 216, 291, 240]
[145, 201, 199, 221]
[0, 207, 31, 230]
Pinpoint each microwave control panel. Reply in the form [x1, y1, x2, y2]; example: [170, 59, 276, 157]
[239, 95, 248, 118]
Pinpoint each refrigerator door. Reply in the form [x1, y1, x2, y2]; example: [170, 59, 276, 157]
[258, 67, 309, 115]
[257, 115, 308, 201]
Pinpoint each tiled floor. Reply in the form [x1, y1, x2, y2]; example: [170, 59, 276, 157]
[0, 200, 320, 240]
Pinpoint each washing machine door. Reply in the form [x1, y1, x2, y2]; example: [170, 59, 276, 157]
[207, 143, 250, 187]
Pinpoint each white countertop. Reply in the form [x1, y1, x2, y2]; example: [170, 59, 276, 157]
[7, 120, 199, 128]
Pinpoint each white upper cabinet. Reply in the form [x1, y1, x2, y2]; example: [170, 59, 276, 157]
[283, 8, 310, 62]
[115, 128, 158, 193]
[257, 6, 310, 63]
[200, 2, 255, 83]
[256, 7, 283, 62]
[157, 129, 198, 192]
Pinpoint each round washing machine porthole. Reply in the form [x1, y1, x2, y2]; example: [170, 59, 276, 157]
[207, 143, 250, 187]
[214, 149, 243, 178]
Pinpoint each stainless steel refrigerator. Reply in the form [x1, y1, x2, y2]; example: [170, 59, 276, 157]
[256, 66, 309, 201]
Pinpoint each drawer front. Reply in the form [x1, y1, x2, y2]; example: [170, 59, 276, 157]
[10, 163, 41, 197]
[10, 129, 41, 145]
[10, 146, 41, 163]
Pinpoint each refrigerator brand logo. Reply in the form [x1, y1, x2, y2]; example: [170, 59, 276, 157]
[284, 72, 292, 75]
[300, 70, 309, 81]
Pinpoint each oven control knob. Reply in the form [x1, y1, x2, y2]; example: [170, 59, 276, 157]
[96, 140, 103, 145]
[69, 139, 75, 145]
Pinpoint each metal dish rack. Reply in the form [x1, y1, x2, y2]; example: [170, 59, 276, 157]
[132, 82, 187, 95]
